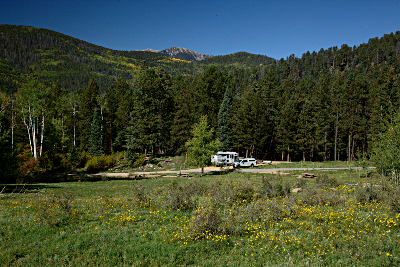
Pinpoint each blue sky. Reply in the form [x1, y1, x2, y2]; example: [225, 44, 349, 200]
[2, 0, 400, 59]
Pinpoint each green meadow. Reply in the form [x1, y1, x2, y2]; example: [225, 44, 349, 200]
[1, 167, 400, 266]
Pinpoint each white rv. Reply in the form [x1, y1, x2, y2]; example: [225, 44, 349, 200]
[211, 152, 239, 166]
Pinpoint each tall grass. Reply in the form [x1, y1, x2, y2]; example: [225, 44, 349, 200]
[1, 169, 400, 266]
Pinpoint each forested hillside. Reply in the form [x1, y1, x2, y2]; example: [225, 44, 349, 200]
[0, 25, 275, 93]
[1, 25, 400, 182]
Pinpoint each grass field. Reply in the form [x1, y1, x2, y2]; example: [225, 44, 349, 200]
[1, 164, 400, 266]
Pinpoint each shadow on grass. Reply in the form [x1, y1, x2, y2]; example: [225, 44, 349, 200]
[0, 184, 60, 193]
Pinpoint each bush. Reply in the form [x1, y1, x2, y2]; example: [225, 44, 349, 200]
[85, 154, 116, 173]
[34, 189, 73, 227]
[160, 180, 195, 211]
[316, 174, 339, 188]
[187, 198, 221, 240]
[265, 197, 297, 222]
[388, 190, 400, 213]
[124, 149, 135, 167]
[260, 175, 291, 198]
[131, 183, 150, 207]
[134, 154, 146, 168]
[77, 150, 91, 168]
[300, 189, 343, 207]
[68, 144, 79, 166]
[355, 185, 383, 204]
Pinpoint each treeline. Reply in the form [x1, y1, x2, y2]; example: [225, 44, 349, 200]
[1, 27, 400, 181]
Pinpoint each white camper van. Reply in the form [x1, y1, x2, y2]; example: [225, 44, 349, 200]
[211, 152, 239, 166]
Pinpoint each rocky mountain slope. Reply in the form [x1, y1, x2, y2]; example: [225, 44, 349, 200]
[142, 47, 213, 61]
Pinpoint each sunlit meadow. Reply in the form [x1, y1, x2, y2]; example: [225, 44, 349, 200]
[1, 168, 400, 266]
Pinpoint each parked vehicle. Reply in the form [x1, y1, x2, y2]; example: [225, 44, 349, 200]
[233, 158, 257, 168]
[211, 151, 239, 166]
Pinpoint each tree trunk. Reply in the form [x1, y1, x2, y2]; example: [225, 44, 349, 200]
[73, 106, 76, 146]
[40, 113, 44, 157]
[334, 112, 338, 161]
[324, 130, 327, 161]
[287, 147, 290, 162]
[348, 133, 351, 162]
[33, 115, 37, 160]
[11, 97, 14, 152]
[109, 121, 112, 152]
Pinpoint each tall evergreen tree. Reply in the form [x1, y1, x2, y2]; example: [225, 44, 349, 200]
[79, 78, 99, 151]
[170, 75, 195, 152]
[193, 66, 228, 127]
[105, 78, 131, 152]
[217, 87, 233, 150]
[126, 67, 173, 155]
[88, 108, 103, 157]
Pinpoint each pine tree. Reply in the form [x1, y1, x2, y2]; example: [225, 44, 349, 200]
[68, 142, 79, 166]
[170, 76, 195, 152]
[105, 78, 131, 152]
[217, 87, 233, 150]
[79, 78, 99, 151]
[126, 67, 173, 155]
[88, 108, 103, 157]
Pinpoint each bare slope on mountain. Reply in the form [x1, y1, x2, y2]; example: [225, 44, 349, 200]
[159, 47, 214, 61]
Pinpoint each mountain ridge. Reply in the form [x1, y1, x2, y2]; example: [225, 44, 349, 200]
[139, 47, 214, 62]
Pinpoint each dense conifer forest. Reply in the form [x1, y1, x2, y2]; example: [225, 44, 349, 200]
[1, 25, 400, 181]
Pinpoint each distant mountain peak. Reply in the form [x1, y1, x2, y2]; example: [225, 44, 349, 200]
[142, 48, 161, 53]
[138, 47, 213, 62]
[160, 47, 213, 61]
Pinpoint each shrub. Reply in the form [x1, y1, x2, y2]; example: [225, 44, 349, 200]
[160, 180, 194, 211]
[124, 149, 135, 167]
[34, 189, 73, 227]
[355, 185, 383, 204]
[260, 175, 291, 198]
[131, 183, 150, 207]
[85, 154, 116, 173]
[387, 188, 400, 212]
[265, 197, 297, 222]
[301, 189, 343, 207]
[187, 198, 221, 240]
[295, 178, 308, 188]
[77, 150, 91, 168]
[68, 144, 79, 166]
[316, 174, 339, 188]
[135, 154, 146, 168]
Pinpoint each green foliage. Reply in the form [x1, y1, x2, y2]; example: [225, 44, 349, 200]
[134, 154, 146, 168]
[33, 189, 73, 227]
[371, 112, 400, 184]
[88, 108, 103, 157]
[77, 150, 91, 168]
[125, 67, 173, 154]
[187, 198, 221, 239]
[185, 116, 222, 170]
[68, 144, 79, 166]
[124, 148, 135, 167]
[217, 87, 233, 150]
[85, 154, 116, 173]
[79, 78, 100, 151]
[316, 174, 340, 188]
[260, 175, 291, 198]
[158, 180, 195, 211]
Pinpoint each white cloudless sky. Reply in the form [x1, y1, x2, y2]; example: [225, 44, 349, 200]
[2, 0, 400, 59]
